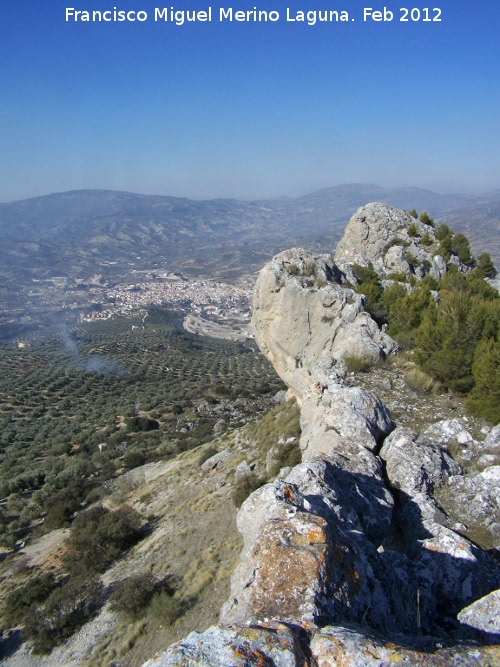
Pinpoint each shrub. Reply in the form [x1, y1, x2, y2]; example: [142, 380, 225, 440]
[343, 355, 374, 373]
[267, 442, 302, 479]
[126, 416, 159, 432]
[109, 573, 156, 619]
[123, 450, 146, 470]
[405, 368, 442, 394]
[232, 472, 265, 507]
[405, 252, 421, 269]
[386, 271, 409, 283]
[408, 222, 419, 237]
[3, 571, 58, 628]
[62, 506, 142, 577]
[22, 578, 103, 654]
[408, 209, 418, 218]
[451, 233, 473, 266]
[419, 211, 434, 227]
[476, 252, 497, 279]
[147, 590, 182, 625]
[414, 292, 495, 393]
[420, 231, 433, 246]
[351, 262, 379, 285]
[466, 338, 500, 424]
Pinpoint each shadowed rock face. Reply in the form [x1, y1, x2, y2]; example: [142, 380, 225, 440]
[143, 207, 500, 667]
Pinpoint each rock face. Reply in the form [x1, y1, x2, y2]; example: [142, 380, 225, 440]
[334, 202, 447, 279]
[144, 206, 500, 667]
[251, 248, 396, 464]
[144, 623, 500, 667]
[251, 248, 397, 400]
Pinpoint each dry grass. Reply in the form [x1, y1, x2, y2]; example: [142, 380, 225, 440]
[83, 620, 147, 667]
[405, 368, 443, 394]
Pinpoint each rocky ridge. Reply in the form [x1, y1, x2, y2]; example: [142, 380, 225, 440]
[143, 204, 500, 665]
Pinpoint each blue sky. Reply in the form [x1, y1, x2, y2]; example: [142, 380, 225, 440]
[1, 0, 499, 201]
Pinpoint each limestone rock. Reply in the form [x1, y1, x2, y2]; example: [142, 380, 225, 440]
[219, 474, 395, 630]
[334, 202, 446, 279]
[458, 589, 500, 636]
[446, 466, 500, 548]
[251, 248, 397, 402]
[380, 427, 500, 614]
[299, 381, 394, 459]
[310, 625, 500, 667]
[424, 419, 474, 448]
[251, 248, 396, 462]
[141, 622, 307, 667]
[144, 622, 500, 667]
[381, 427, 462, 494]
[485, 425, 500, 453]
[200, 449, 229, 472]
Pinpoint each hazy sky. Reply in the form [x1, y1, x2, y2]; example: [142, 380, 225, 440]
[1, 0, 499, 201]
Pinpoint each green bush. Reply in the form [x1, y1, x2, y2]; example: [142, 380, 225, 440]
[451, 233, 473, 266]
[420, 231, 433, 246]
[109, 573, 156, 619]
[408, 222, 419, 237]
[435, 223, 451, 241]
[22, 578, 103, 654]
[466, 338, 500, 424]
[386, 271, 409, 283]
[419, 211, 434, 227]
[126, 416, 159, 432]
[3, 571, 58, 628]
[62, 506, 142, 577]
[123, 450, 146, 470]
[476, 252, 497, 278]
[414, 292, 496, 393]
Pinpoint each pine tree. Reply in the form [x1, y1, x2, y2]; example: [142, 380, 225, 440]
[466, 338, 500, 424]
[476, 252, 497, 278]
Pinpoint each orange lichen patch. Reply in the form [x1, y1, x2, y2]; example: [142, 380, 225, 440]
[384, 642, 398, 650]
[248, 519, 330, 620]
[283, 484, 301, 504]
[306, 526, 327, 544]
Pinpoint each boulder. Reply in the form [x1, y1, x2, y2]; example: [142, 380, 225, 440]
[141, 622, 307, 667]
[446, 466, 500, 548]
[458, 589, 500, 636]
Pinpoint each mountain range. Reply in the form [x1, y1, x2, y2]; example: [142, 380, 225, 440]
[0, 184, 498, 291]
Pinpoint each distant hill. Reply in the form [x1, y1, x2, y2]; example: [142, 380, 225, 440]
[0, 185, 498, 292]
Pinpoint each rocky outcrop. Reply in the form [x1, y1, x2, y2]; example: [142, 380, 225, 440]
[143, 208, 499, 666]
[251, 248, 397, 400]
[143, 623, 500, 667]
[335, 202, 447, 279]
[251, 249, 396, 463]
